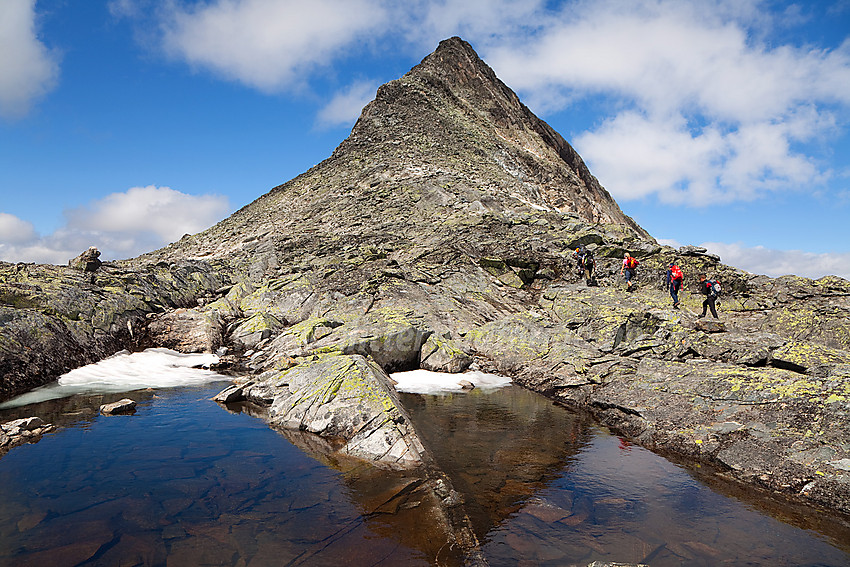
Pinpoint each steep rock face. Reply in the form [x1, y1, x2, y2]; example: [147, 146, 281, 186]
[141, 37, 648, 273]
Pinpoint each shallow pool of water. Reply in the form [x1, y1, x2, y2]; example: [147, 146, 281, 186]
[0, 382, 848, 566]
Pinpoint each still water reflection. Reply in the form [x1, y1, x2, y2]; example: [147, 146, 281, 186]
[0, 382, 848, 566]
[402, 387, 850, 566]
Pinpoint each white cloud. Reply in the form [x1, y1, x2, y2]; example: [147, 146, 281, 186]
[160, 0, 387, 92]
[0, 213, 37, 244]
[626, 237, 849, 280]
[482, 0, 850, 205]
[0, 187, 230, 264]
[702, 241, 850, 281]
[316, 80, 377, 128]
[395, 0, 547, 48]
[0, 0, 60, 118]
[115, 0, 850, 210]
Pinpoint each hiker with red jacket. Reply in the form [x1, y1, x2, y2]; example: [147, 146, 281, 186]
[666, 262, 684, 309]
[697, 273, 721, 318]
[621, 253, 639, 291]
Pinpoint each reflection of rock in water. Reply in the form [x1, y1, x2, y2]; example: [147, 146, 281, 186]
[219, 400, 485, 566]
[0, 389, 156, 427]
[400, 385, 596, 540]
[278, 429, 483, 566]
[0, 389, 158, 457]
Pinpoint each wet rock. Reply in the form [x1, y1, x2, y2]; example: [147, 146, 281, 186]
[0, 417, 54, 455]
[213, 384, 246, 403]
[100, 399, 136, 415]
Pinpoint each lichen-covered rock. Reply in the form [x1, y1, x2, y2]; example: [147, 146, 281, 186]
[235, 354, 427, 468]
[68, 246, 102, 272]
[3, 35, 850, 523]
[419, 334, 473, 373]
[231, 311, 284, 349]
[0, 260, 230, 401]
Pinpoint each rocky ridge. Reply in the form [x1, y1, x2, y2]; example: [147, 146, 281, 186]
[2, 36, 850, 551]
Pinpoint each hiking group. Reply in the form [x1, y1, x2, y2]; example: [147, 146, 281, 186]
[618, 253, 721, 318]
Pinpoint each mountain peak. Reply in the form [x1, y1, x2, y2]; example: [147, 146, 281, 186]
[150, 37, 649, 264]
[338, 36, 646, 235]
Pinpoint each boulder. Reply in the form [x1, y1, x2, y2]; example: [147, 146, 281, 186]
[212, 384, 246, 404]
[100, 399, 136, 415]
[145, 308, 223, 353]
[231, 311, 284, 349]
[68, 246, 102, 272]
[419, 334, 473, 373]
[241, 354, 427, 469]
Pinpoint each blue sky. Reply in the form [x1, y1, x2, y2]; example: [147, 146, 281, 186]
[2, 0, 850, 279]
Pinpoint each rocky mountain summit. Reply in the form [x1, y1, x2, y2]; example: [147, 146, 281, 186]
[2, 37, 850, 560]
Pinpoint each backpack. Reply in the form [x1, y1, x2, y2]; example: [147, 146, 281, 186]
[627, 257, 639, 269]
[670, 265, 683, 281]
[707, 280, 721, 297]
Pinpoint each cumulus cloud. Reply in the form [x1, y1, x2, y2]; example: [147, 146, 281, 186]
[129, 0, 850, 208]
[159, 0, 387, 92]
[0, 213, 38, 244]
[316, 80, 377, 128]
[702, 241, 850, 281]
[0, 0, 60, 118]
[483, 0, 850, 205]
[659, 238, 850, 280]
[0, 187, 230, 264]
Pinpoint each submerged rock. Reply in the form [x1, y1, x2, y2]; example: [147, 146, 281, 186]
[0, 417, 53, 456]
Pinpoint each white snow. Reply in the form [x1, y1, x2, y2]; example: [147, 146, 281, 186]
[0, 348, 227, 409]
[390, 369, 511, 395]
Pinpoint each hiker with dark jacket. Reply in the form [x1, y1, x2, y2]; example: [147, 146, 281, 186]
[621, 253, 639, 291]
[573, 245, 587, 274]
[697, 273, 720, 318]
[581, 248, 595, 286]
[666, 262, 683, 309]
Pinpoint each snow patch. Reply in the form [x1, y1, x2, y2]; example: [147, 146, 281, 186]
[391, 369, 511, 395]
[0, 348, 227, 409]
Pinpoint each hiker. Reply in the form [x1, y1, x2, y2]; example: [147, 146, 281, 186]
[666, 262, 684, 309]
[621, 253, 639, 291]
[581, 248, 595, 286]
[697, 273, 721, 318]
[573, 245, 587, 274]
